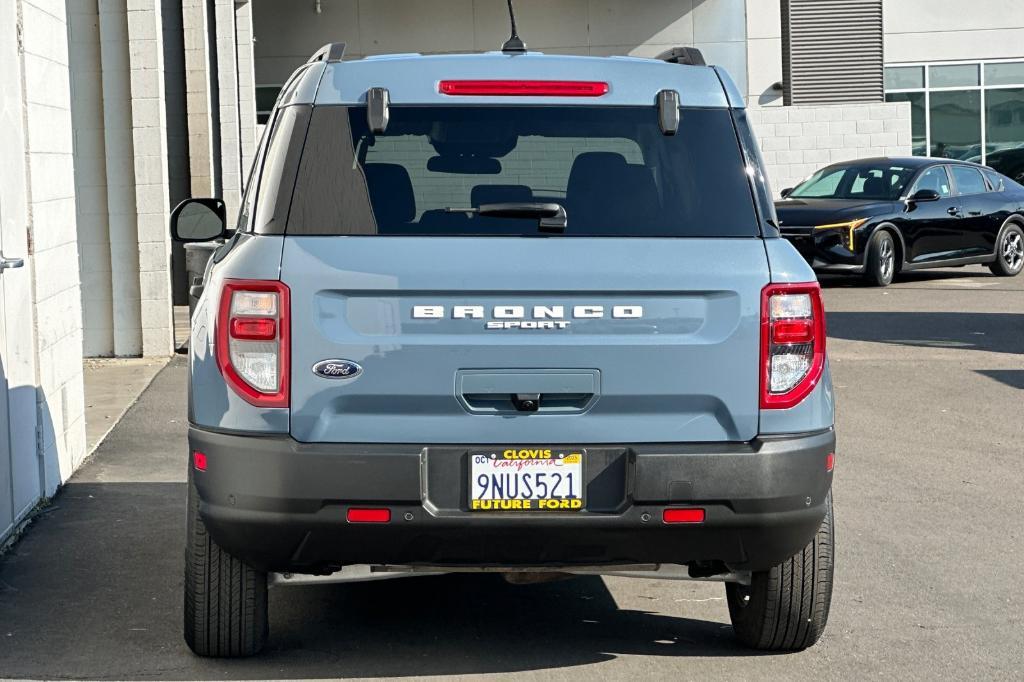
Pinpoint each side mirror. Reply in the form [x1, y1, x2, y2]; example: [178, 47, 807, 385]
[171, 198, 227, 242]
[907, 189, 940, 203]
[780, 187, 793, 198]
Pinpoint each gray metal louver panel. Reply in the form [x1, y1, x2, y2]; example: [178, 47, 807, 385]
[782, 0, 884, 105]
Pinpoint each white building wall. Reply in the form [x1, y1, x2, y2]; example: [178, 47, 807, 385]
[215, 0, 242, 221]
[183, 0, 217, 196]
[19, 0, 87, 488]
[252, 0, 749, 95]
[99, 0, 145, 357]
[68, 2, 115, 357]
[745, 0, 783, 106]
[0, 0, 44, 526]
[235, 1, 258, 177]
[884, 0, 1024, 64]
[748, 101, 913, 194]
[127, 0, 175, 356]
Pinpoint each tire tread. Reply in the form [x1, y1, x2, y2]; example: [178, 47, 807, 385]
[183, 476, 268, 657]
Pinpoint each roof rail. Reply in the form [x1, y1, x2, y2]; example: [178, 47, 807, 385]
[308, 42, 347, 64]
[654, 46, 706, 66]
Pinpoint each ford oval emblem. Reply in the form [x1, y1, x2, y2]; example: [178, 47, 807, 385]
[312, 359, 362, 379]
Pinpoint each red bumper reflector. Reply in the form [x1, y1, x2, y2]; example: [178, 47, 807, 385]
[663, 508, 705, 524]
[229, 316, 277, 341]
[193, 451, 207, 471]
[438, 80, 609, 97]
[826, 452, 835, 472]
[347, 508, 391, 523]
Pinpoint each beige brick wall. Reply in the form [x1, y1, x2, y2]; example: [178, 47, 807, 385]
[747, 102, 914, 195]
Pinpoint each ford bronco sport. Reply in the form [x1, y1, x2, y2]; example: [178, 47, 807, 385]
[172, 39, 836, 657]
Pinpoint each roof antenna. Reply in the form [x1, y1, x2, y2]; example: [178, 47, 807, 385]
[501, 0, 527, 54]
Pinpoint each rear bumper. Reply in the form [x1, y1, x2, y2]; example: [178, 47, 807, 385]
[189, 427, 835, 574]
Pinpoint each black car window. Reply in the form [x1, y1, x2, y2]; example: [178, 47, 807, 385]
[912, 166, 953, 198]
[951, 165, 988, 195]
[287, 105, 760, 237]
[981, 168, 1005, 192]
[789, 162, 916, 200]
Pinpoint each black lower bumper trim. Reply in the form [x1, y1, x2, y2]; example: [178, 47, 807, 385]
[189, 428, 835, 573]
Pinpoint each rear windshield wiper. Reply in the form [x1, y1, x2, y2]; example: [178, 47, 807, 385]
[446, 202, 567, 233]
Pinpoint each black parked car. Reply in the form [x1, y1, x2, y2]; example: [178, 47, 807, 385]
[776, 157, 1024, 286]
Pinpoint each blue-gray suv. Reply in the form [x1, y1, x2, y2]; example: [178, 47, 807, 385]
[172, 42, 836, 657]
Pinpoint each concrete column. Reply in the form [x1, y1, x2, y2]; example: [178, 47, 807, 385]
[68, 0, 115, 357]
[18, 0, 87, 488]
[98, 0, 143, 357]
[235, 0, 258, 177]
[214, 0, 241, 223]
[126, 0, 175, 356]
[183, 0, 217, 197]
[161, 0, 189, 305]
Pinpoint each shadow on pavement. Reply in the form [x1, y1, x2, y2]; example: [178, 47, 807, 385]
[0, 358, 762, 680]
[975, 369, 1024, 390]
[827, 311, 1024, 355]
[0, 479, 754, 679]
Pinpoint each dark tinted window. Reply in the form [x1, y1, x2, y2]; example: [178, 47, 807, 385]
[912, 166, 952, 197]
[287, 105, 759, 237]
[789, 162, 917, 200]
[951, 165, 988, 195]
[981, 168, 1005, 191]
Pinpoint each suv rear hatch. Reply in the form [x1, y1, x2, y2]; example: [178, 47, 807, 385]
[279, 100, 770, 444]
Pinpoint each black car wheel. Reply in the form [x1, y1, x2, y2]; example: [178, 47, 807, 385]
[726, 492, 834, 651]
[184, 473, 269, 657]
[989, 224, 1024, 277]
[863, 230, 896, 287]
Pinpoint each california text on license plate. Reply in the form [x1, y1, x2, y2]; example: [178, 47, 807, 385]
[469, 448, 584, 511]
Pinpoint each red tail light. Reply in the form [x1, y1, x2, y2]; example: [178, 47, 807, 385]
[216, 279, 290, 408]
[438, 80, 609, 97]
[193, 451, 207, 471]
[760, 282, 826, 409]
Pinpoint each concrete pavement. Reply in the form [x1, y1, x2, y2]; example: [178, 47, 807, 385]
[0, 265, 1021, 680]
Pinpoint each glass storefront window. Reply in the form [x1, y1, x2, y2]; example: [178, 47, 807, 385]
[929, 90, 982, 160]
[884, 62, 1024, 167]
[884, 66, 924, 90]
[985, 62, 1024, 87]
[930, 64, 980, 88]
[984, 87, 1024, 182]
[884, 91, 927, 155]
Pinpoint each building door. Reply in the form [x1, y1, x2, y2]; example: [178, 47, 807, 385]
[0, 200, 16, 540]
[0, 2, 42, 544]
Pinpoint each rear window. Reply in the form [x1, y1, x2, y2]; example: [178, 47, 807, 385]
[286, 105, 759, 237]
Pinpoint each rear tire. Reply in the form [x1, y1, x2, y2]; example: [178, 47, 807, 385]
[863, 230, 896, 287]
[726, 492, 834, 651]
[988, 224, 1024, 277]
[184, 475, 268, 657]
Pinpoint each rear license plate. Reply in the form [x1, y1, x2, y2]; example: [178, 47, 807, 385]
[469, 448, 585, 511]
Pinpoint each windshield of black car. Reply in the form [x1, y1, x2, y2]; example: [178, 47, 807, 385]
[285, 105, 759, 237]
[789, 163, 917, 200]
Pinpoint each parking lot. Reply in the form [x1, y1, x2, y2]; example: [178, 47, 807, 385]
[0, 265, 1021, 680]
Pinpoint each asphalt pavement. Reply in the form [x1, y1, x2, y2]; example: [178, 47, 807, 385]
[0, 265, 1021, 680]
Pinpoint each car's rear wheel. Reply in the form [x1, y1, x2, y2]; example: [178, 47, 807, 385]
[726, 492, 834, 651]
[989, 224, 1024, 277]
[863, 230, 896, 287]
[184, 474, 268, 657]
